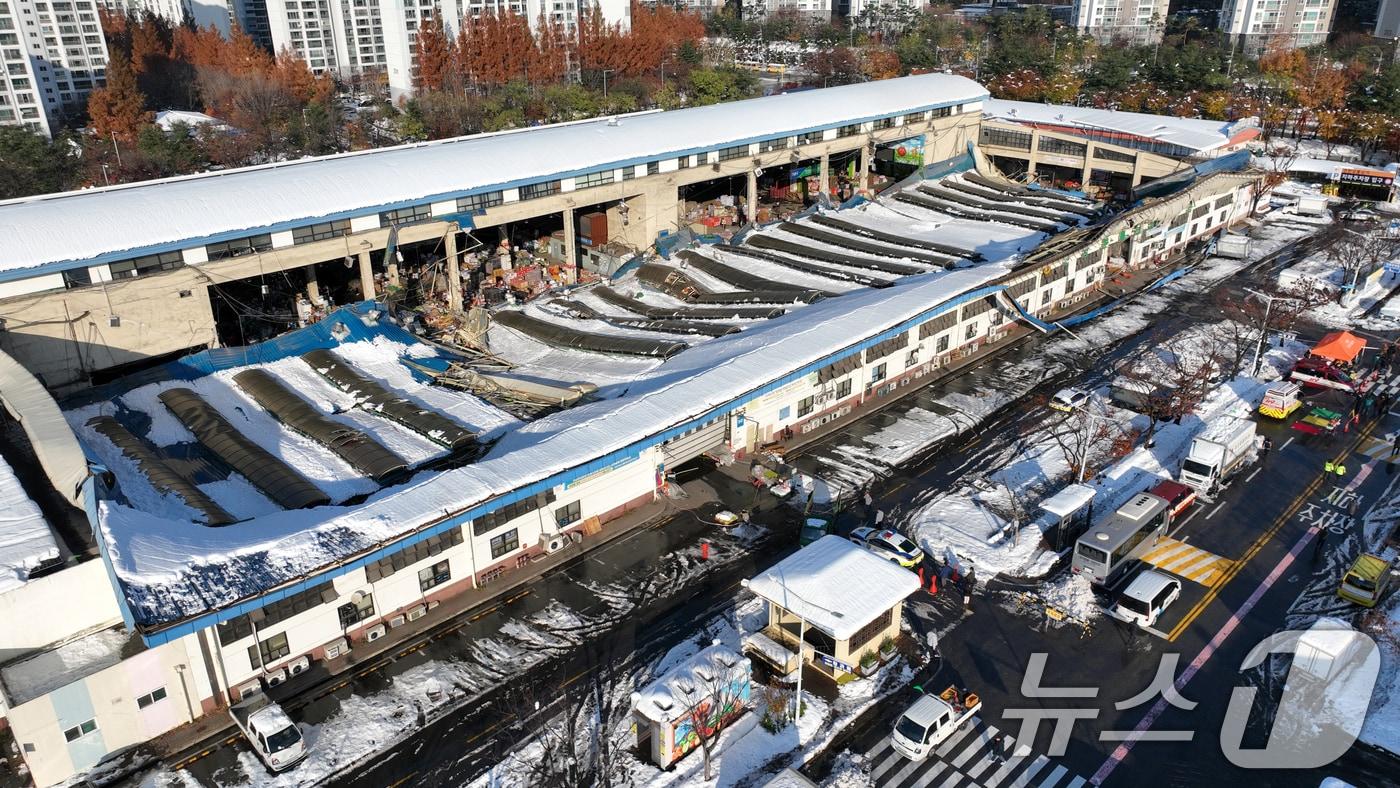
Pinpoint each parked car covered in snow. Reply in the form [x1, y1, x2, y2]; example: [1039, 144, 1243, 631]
[849, 527, 925, 568]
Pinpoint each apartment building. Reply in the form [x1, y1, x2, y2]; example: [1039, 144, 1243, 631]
[1219, 0, 1335, 55]
[0, 0, 109, 137]
[95, 0, 271, 44]
[267, 0, 629, 101]
[1070, 0, 1169, 44]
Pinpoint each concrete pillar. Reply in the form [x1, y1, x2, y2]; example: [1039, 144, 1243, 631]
[386, 257, 400, 287]
[358, 250, 375, 300]
[1131, 154, 1145, 187]
[746, 169, 758, 224]
[1080, 158, 1094, 193]
[562, 208, 577, 270]
[305, 265, 322, 305]
[446, 230, 462, 313]
[920, 132, 933, 166]
[819, 153, 830, 198]
[859, 143, 871, 193]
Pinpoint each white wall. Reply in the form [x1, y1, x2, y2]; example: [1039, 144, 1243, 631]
[0, 560, 123, 665]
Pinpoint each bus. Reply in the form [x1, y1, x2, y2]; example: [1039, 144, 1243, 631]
[1071, 492, 1172, 586]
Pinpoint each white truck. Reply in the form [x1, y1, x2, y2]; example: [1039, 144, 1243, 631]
[890, 685, 981, 761]
[1292, 617, 1366, 684]
[230, 692, 307, 772]
[1179, 417, 1258, 494]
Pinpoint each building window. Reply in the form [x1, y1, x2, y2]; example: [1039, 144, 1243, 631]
[835, 378, 852, 399]
[647, 161, 660, 175]
[1037, 137, 1087, 157]
[205, 233, 274, 260]
[489, 529, 519, 559]
[364, 527, 464, 582]
[62, 267, 91, 289]
[554, 501, 581, 528]
[759, 137, 791, 152]
[905, 348, 919, 368]
[903, 110, 928, 124]
[979, 127, 1032, 151]
[836, 123, 860, 138]
[249, 631, 290, 667]
[797, 130, 823, 145]
[63, 719, 97, 742]
[216, 581, 335, 645]
[797, 395, 815, 417]
[574, 170, 613, 189]
[965, 323, 978, 340]
[874, 117, 895, 130]
[1093, 146, 1135, 163]
[472, 490, 555, 536]
[931, 106, 952, 118]
[936, 334, 950, 353]
[519, 180, 560, 200]
[291, 219, 350, 244]
[418, 559, 451, 591]
[136, 687, 168, 709]
[718, 144, 748, 161]
[337, 593, 375, 628]
[457, 191, 502, 214]
[380, 203, 432, 226]
[109, 250, 183, 279]
[621, 166, 635, 181]
[848, 606, 892, 652]
[676, 155, 691, 170]
[870, 363, 887, 383]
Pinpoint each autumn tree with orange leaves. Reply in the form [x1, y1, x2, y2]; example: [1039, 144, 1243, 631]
[87, 50, 149, 142]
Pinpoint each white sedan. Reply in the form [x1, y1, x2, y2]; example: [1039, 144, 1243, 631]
[849, 527, 925, 569]
[1049, 387, 1090, 413]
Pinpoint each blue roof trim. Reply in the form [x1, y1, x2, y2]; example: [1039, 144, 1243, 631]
[137, 277, 1008, 644]
[2, 95, 985, 285]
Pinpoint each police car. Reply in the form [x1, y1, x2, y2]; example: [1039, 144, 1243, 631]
[849, 527, 925, 568]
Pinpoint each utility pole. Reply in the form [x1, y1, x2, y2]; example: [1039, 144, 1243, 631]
[1245, 288, 1301, 377]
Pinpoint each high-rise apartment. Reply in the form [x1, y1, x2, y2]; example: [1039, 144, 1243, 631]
[94, 0, 271, 47]
[1070, 0, 1170, 44]
[267, 0, 629, 102]
[1219, 0, 1336, 56]
[0, 0, 109, 137]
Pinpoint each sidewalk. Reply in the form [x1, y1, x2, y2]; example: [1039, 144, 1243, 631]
[156, 484, 721, 768]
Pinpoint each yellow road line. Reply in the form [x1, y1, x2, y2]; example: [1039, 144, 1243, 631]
[388, 771, 419, 788]
[1167, 420, 1378, 641]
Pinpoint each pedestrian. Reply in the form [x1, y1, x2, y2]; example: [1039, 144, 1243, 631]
[874, 509, 885, 526]
[1392, 432, 1400, 458]
[1260, 435, 1273, 460]
[1314, 527, 1328, 561]
[1365, 394, 1377, 418]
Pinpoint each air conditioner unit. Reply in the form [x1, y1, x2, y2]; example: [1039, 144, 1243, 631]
[288, 656, 310, 676]
[541, 533, 568, 554]
[324, 638, 349, 660]
[365, 623, 386, 642]
[236, 681, 262, 701]
[406, 604, 427, 622]
[427, 600, 440, 611]
[264, 668, 287, 688]
[389, 614, 407, 628]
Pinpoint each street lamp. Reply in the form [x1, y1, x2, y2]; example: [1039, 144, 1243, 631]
[1245, 288, 1302, 377]
[740, 577, 844, 722]
[600, 68, 614, 99]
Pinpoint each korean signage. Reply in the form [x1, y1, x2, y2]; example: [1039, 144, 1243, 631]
[815, 652, 855, 673]
[1338, 169, 1394, 188]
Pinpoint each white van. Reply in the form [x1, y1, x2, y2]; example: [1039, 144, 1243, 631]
[1109, 570, 1181, 628]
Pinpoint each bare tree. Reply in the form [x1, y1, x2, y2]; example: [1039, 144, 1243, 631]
[672, 647, 750, 781]
[1034, 394, 1123, 481]
[1326, 220, 1394, 305]
[1119, 332, 1221, 445]
[1211, 283, 1331, 378]
[1252, 143, 1297, 218]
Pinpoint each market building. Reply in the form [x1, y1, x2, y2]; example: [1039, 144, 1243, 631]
[0, 73, 1268, 786]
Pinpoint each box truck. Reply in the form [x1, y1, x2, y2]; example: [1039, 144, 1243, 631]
[1179, 417, 1258, 494]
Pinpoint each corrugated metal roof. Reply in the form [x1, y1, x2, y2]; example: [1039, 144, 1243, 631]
[983, 98, 1249, 154]
[0, 74, 986, 275]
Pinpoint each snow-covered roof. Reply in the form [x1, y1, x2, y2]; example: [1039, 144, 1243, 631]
[762, 769, 820, 788]
[99, 258, 1013, 632]
[632, 644, 748, 724]
[154, 110, 228, 132]
[745, 535, 919, 640]
[1037, 483, 1096, 518]
[982, 99, 1252, 154]
[0, 626, 131, 706]
[0, 73, 986, 275]
[1267, 156, 1397, 181]
[0, 451, 57, 594]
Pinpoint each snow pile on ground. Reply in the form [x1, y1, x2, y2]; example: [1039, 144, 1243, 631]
[1038, 572, 1102, 624]
[0, 450, 58, 593]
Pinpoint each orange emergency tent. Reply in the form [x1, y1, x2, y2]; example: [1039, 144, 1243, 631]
[1311, 331, 1368, 364]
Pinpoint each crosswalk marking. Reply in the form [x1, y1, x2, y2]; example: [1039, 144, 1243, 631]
[1139, 537, 1233, 586]
[1357, 435, 1397, 462]
[862, 716, 1091, 788]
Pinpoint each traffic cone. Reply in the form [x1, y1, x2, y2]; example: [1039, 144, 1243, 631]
[929, 574, 938, 595]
